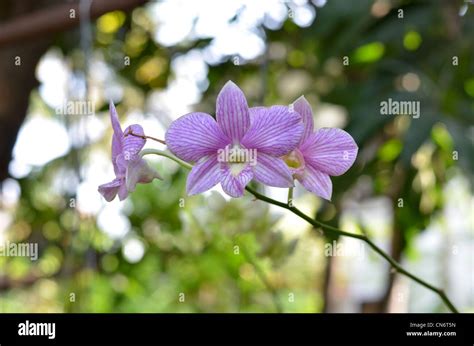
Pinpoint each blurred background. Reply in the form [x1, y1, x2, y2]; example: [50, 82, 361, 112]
[0, 0, 472, 313]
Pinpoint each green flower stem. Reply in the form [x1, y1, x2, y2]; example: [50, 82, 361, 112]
[245, 186, 459, 313]
[287, 187, 293, 206]
[140, 148, 192, 169]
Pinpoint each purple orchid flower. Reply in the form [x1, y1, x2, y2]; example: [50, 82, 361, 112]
[165, 81, 304, 197]
[282, 96, 358, 200]
[98, 102, 161, 201]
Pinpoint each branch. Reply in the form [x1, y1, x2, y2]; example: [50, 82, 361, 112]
[245, 186, 459, 313]
[0, 0, 149, 48]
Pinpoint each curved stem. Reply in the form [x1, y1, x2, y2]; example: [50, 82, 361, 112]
[245, 186, 459, 313]
[125, 129, 166, 145]
[140, 148, 192, 169]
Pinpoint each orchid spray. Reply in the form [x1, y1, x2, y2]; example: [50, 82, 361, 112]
[98, 81, 458, 313]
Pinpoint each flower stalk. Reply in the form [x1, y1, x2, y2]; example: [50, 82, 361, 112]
[140, 148, 192, 169]
[244, 186, 459, 313]
[287, 187, 293, 207]
[125, 128, 167, 145]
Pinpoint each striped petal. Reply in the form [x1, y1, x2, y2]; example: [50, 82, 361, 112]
[216, 81, 250, 144]
[110, 102, 124, 175]
[249, 106, 265, 124]
[253, 153, 294, 188]
[122, 124, 146, 161]
[293, 96, 314, 144]
[241, 106, 303, 157]
[297, 164, 332, 200]
[117, 183, 129, 201]
[98, 178, 123, 202]
[300, 128, 358, 176]
[220, 163, 253, 198]
[186, 154, 222, 195]
[166, 112, 230, 163]
[110, 101, 123, 138]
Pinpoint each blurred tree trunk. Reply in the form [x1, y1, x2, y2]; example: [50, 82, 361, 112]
[361, 168, 407, 312]
[0, 0, 147, 182]
[0, 0, 53, 182]
[360, 225, 403, 313]
[0, 41, 51, 181]
[322, 254, 334, 312]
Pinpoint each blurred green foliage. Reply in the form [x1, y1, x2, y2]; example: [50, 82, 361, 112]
[0, 0, 472, 313]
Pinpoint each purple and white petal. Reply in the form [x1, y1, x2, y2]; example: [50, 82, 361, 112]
[297, 164, 332, 200]
[117, 183, 129, 201]
[98, 178, 123, 202]
[125, 158, 161, 192]
[122, 124, 146, 161]
[249, 106, 266, 124]
[110, 102, 123, 175]
[293, 96, 314, 143]
[241, 105, 304, 157]
[300, 128, 358, 176]
[252, 153, 294, 188]
[220, 163, 253, 198]
[186, 154, 222, 195]
[216, 81, 250, 143]
[114, 153, 127, 179]
[112, 134, 123, 176]
[166, 112, 230, 163]
[110, 101, 123, 138]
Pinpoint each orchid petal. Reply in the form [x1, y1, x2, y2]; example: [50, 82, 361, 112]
[110, 102, 123, 175]
[242, 106, 304, 157]
[220, 163, 253, 198]
[293, 96, 314, 143]
[122, 124, 146, 161]
[249, 106, 265, 124]
[110, 101, 123, 136]
[252, 153, 294, 188]
[125, 158, 162, 192]
[300, 128, 358, 176]
[98, 178, 122, 202]
[216, 81, 250, 143]
[186, 154, 222, 195]
[117, 183, 129, 201]
[166, 112, 230, 162]
[298, 164, 332, 200]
